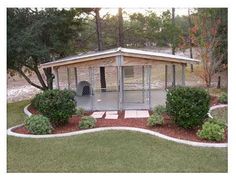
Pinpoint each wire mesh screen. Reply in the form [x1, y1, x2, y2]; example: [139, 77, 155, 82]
[57, 66, 68, 90]
[74, 67, 92, 110]
[123, 66, 144, 103]
[57, 63, 183, 110]
[92, 67, 119, 110]
[151, 64, 165, 89]
[175, 64, 183, 86]
[68, 68, 76, 91]
[122, 65, 150, 109]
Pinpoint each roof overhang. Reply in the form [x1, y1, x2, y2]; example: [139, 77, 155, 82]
[40, 47, 200, 68]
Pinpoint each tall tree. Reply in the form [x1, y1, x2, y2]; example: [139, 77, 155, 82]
[171, 8, 176, 87]
[94, 8, 103, 51]
[80, 8, 106, 91]
[191, 10, 223, 87]
[117, 8, 124, 47]
[7, 8, 83, 90]
[188, 8, 194, 72]
[171, 8, 176, 55]
[94, 8, 106, 92]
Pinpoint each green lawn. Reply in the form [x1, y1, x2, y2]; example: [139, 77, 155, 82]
[7, 100, 228, 172]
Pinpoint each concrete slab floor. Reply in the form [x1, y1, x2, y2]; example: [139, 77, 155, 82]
[91, 111, 105, 118]
[124, 110, 149, 118]
[124, 110, 137, 118]
[76, 90, 166, 111]
[105, 114, 119, 119]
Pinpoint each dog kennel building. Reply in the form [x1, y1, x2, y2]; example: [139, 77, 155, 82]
[41, 47, 200, 110]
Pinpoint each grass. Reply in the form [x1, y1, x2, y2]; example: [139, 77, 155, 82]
[7, 100, 228, 172]
[7, 100, 29, 128]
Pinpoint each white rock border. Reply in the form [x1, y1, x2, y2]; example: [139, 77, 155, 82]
[6, 104, 228, 148]
[24, 104, 32, 117]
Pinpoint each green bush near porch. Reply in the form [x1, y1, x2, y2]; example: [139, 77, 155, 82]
[79, 116, 96, 129]
[31, 89, 76, 126]
[197, 121, 225, 141]
[25, 115, 53, 135]
[166, 86, 210, 129]
[147, 113, 164, 127]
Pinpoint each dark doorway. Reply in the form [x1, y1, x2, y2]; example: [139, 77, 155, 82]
[82, 86, 90, 95]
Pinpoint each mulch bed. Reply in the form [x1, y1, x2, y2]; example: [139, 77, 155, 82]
[12, 96, 227, 143]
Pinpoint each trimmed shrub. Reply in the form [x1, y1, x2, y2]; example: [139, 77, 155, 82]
[76, 107, 85, 116]
[32, 89, 76, 126]
[207, 117, 227, 129]
[166, 86, 210, 129]
[79, 116, 96, 129]
[25, 115, 52, 135]
[219, 92, 227, 104]
[197, 121, 225, 141]
[31, 93, 41, 109]
[153, 105, 166, 115]
[147, 113, 164, 127]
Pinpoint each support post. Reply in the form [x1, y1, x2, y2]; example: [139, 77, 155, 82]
[116, 55, 124, 110]
[89, 67, 94, 110]
[148, 65, 152, 109]
[116, 66, 120, 110]
[182, 64, 186, 86]
[165, 65, 168, 89]
[172, 64, 176, 87]
[67, 67, 70, 90]
[53, 67, 60, 89]
[117, 65, 123, 110]
[142, 66, 145, 103]
[74, 67, 78, 89]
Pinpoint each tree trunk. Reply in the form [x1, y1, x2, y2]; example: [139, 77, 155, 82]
[217, 75, 221, 89]
[18, 69, 46, 90]
[33, 66, 48, 89]
[94, 8, 106, 92]
[171, 8, 176, 87]
[188, 8, 194, 72]
[172, 8, 176, 55]
[95, 8, 103, 51]
[118, 8, 124, 47]
[43, 67, 54, 90]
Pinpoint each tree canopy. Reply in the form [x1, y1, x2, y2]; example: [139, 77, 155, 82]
[7, 8, 84, 90]
[7, 8, 227, 90]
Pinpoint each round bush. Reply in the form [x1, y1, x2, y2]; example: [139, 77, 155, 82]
[79, 116, 96, 129]
[219, 92, 227, 104]
[207, 117, 227, 129]
[31, 93, 42, 109]
[153, 105, 166, 115]
[147, 113, 164, 127]
[25, 115, 53, 135]
[32, 89, 76, 126]
[166, 86, 210, 129]
[76, 107, 85, 116]
[197, 121, 225, 141]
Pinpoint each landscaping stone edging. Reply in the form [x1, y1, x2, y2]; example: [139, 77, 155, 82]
[24, 104, 32, 117]
[6, 104, 228, 148]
